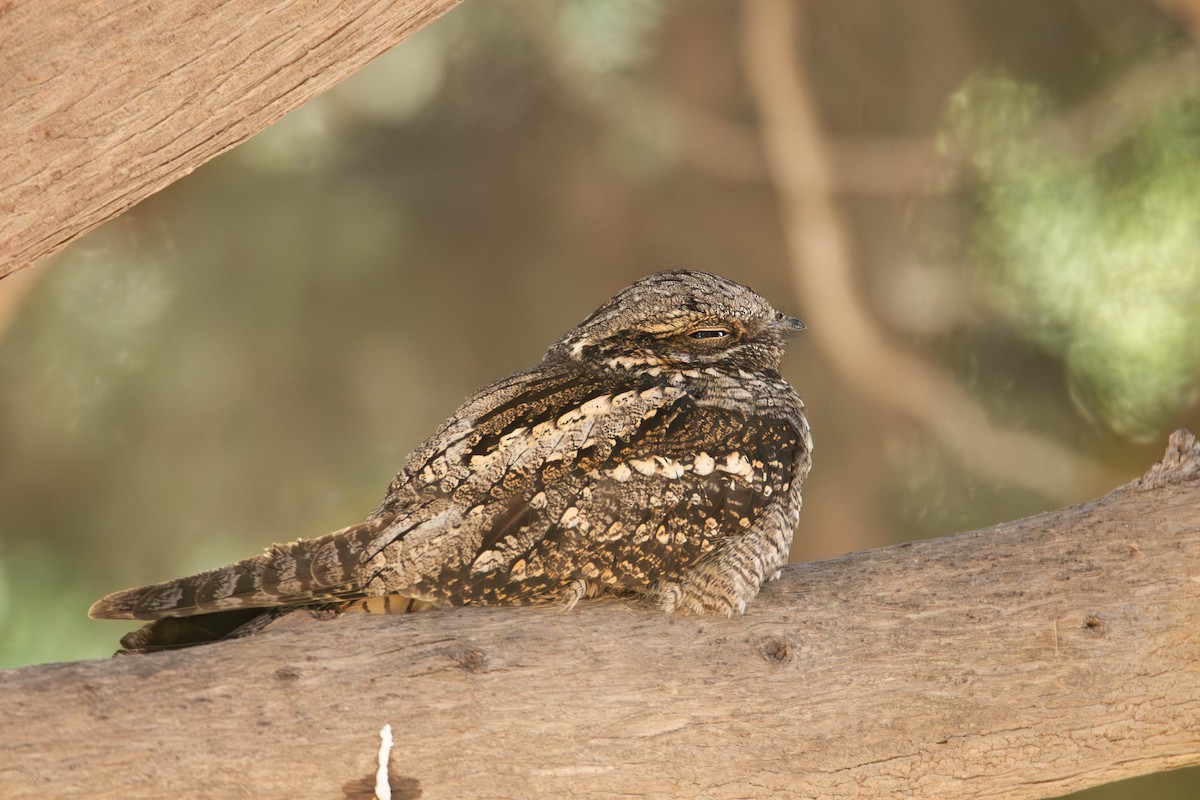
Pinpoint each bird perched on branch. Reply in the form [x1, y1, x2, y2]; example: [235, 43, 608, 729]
[90, 270, 812, 652]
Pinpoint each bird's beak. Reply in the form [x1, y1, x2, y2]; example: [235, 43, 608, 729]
[774, 314, 806, 333]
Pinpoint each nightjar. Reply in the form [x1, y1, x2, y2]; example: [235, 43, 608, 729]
[90, 270, 812, 652]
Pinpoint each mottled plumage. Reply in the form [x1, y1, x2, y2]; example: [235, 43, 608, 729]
[90, 270, 812, 651]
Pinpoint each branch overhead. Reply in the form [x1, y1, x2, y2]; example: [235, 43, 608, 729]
[0, 0, 463, 279]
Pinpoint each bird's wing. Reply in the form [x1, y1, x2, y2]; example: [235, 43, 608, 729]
[376, 385, 807, 605]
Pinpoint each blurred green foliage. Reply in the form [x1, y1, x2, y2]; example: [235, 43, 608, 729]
[555, 0, 667, 74]
[944, 73, 1200, 440]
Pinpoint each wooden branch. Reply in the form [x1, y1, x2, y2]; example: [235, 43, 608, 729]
[0, 0, 462, 279]
[2, 431, 1198, 800]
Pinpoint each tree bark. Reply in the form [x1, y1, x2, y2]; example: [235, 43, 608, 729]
[0, 0, 462, 279]
[1, 430, 1197, 800]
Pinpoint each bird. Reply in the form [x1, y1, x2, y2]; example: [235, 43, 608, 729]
[89, 270, 812, 652]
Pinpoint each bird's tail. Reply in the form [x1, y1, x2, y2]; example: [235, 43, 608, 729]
[88, 516, 412, 652]
[88, 517, 397, 621]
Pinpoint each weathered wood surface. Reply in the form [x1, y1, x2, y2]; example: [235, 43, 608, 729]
[0, 0, 462, 279]
[1, 431, 1197, 799]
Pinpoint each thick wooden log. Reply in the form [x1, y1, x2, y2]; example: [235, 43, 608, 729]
[1, 430, 1197, 799]
[0, 0, 462, 279]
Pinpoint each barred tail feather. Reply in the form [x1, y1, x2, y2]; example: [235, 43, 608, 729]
[88, 516, 395, 621]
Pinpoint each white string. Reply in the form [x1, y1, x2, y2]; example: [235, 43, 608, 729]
[375, 723, 394, 800]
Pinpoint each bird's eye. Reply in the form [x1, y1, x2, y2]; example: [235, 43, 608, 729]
[688, 328, 731, 340]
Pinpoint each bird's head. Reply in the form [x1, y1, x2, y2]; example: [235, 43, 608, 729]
[547, 270, 804, 374]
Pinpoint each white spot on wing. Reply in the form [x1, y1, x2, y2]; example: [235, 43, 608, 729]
[471, 549, 507, 575]
[657, 456, 686, 479]
[718, 452, 754, 479]
[579, 395, 613, 417]
[599, 521, 624, 541]
[629, 458, 656, 476]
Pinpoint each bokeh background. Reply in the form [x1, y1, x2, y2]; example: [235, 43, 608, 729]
[2, 2, 1199, 796]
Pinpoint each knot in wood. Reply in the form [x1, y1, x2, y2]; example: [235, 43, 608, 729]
[756, 633, 796, 664]
[447, 642, 489, 673]
[273, 666, 302, 682]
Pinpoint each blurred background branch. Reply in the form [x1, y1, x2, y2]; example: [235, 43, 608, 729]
[516, 1, 946, 195]
[742, 0, 1122, 502]
[1026, 45, 1200, 161]
[0, 268, 46, 348]
[1155, 0, 1200, 39]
